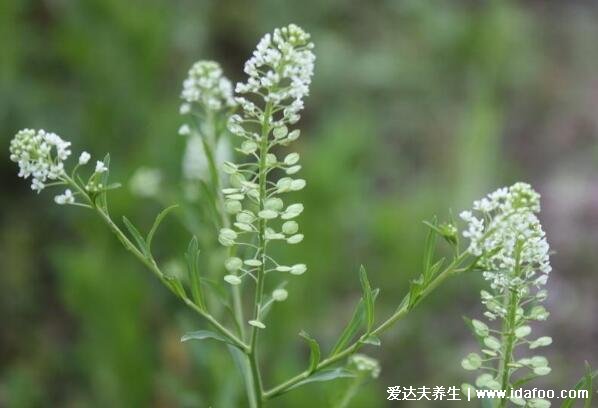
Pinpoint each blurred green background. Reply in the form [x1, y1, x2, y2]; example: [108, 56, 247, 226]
[1, 0, 597, 407]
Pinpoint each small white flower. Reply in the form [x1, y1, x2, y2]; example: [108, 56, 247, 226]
[180, 61, 236, 111]
[179, 103, 191, 114]
[95, 161, 108, 173]
[178, 124, 191, 136]
[78, 151, 91, 165]
[54, 189, 75, 205]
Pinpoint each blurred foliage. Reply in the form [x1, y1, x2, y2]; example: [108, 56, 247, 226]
[1, 0, 598, 407]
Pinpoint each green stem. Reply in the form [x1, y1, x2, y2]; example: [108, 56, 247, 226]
[264, 253, 468, 400]
[96, 207, 249, 351]
[65, 175, 249, 352]
[247, 101, 273, 407]
[497, 245, 522, 408]
[497, 288, 519, 408]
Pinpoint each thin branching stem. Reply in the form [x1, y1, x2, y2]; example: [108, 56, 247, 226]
[63, 174, 250, 353]
[264, 253, 468, 400]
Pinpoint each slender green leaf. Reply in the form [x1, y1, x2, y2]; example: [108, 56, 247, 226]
[422, 217, 438, 282]
[561, 362, 597, 408]
[164, 275, 186, 299]
[122, 216, 147, 254]
[97, 153, 111, 211]
[299, 330, 321, 374]
[227, 346, 257, 408]
[186, 236, 205, 309]
[181, 330, 234, 346]
[147, 204, 178, 252]
[329, 288, 379, 357]
[285, 368, 355, 392]
[408, 274, 425, 309]
[583, 362, 595, 408]
[422, 220, 444, 238]
[428, 258, 445, 280]
[330, 299, 365, 356]
[359, 265, 374, 333]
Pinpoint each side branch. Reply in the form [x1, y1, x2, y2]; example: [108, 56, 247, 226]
[264, 254, 469, 399]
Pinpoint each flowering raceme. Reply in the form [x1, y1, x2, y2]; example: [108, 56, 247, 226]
[9, 128, 71, 192]
[460, 182, 551, 297]
[217, 24, 315, 330]
[180, 61, 236, 114]
[460, 183, 553, 407]
[9, 127, 110, 205]
[177, 61, 235, 190]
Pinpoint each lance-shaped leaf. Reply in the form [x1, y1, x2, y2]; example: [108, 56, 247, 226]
[407, 257, 443, 310]
[560, 362, 597, 408]
[359, 265, 374, 333]
[422, 217, 438, 282]
[408, 274, 424, 310]
[329, 288, 379, 357]
[284, 368, 355, 393]
[96, 153, 111, 212]
[146, 204, 178, 253]
[186, 236, 205, 309]
[299, 330, 321, 374]
[227, 345, 258, 408]
[164, 274, 186, 299]
[122, 216, 147, 255]
[181, 330, 235, 346]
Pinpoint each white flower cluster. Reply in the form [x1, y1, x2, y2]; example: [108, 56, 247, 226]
[460, 182, 551, 294]
[10, 129, 109, 203]
[230, 23, 315, 134]
[180, 60, 236, 114]
[54, 189, 75, 205]
[178, 60, 236, 186]
[349, 354, 381, 379]
[217, 25, 314, 329]
[460, 183, 553, 400]
[9, 129, 71, 192]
